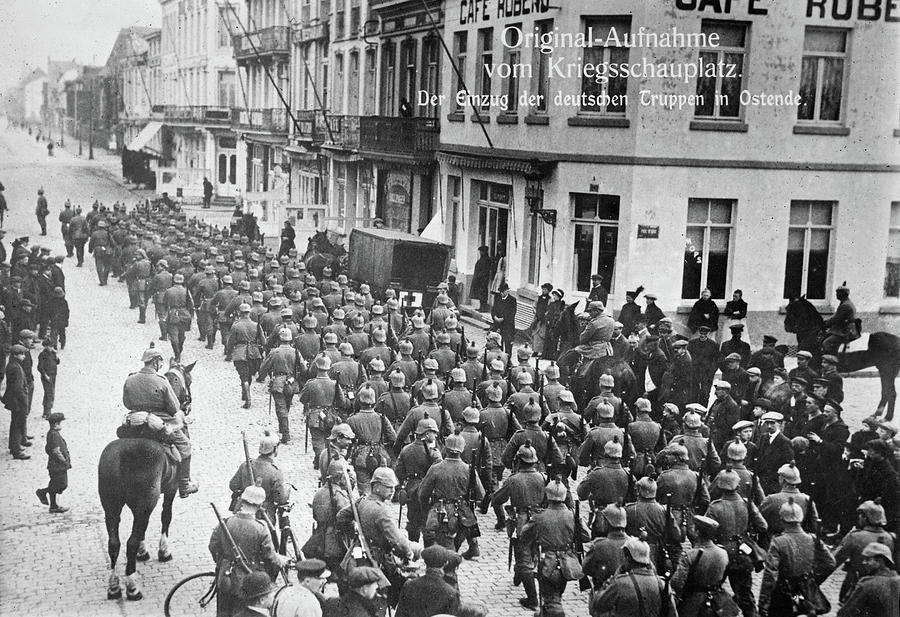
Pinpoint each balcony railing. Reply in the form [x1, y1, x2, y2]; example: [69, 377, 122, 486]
[294, 21, 328, 44]
[233, 26, 291, 63]
[163, 105, 233, 125]
[233, 108, 289, 133]
[323, 115, 360, 150]
[359, 116, 439, 155]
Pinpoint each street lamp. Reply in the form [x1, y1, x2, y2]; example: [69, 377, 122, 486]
[525, 160, 555, 227]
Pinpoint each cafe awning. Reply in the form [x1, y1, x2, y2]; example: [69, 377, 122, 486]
[126, 121, 163, 153]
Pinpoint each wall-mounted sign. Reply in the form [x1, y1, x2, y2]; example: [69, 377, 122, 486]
[637, 225, 660, 239]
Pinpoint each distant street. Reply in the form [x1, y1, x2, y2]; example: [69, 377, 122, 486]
[0, 125, 892, 616]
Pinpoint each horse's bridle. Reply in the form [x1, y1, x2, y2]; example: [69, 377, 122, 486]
[166, 366, 192, 408]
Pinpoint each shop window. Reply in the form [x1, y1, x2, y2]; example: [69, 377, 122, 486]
[885, 202, 900, 298]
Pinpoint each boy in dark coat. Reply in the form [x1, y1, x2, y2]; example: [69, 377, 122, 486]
[36, 412, 70, 513]
[46, 287, 69, 349]
[37, 338, 59, 417]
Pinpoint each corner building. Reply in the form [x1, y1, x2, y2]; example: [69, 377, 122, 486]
[437, 0, 899, 340]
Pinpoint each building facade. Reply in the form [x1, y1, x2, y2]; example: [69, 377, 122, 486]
[436, 0, 899, 338]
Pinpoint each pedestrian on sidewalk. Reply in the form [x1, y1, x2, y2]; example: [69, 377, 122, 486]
[202, 177, 213, 209]
[35, 413, 70, 513]
[46, 287, 69, 349]
[35, 189, 49, 236]
[37, 338, 59, 418]
[3, 344, 31, 459]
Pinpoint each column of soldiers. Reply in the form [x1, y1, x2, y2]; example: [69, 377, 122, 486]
[65, 200, 898, 616]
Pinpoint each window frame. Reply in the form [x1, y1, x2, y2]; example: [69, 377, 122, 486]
[530, 19, 553, 114]
[452, 32, 468, 112]
[502, 23, 522, 114]
[476, 28, 494, 112]
[797, 27, 851, 125]
[885, 202, 900, 299]
[579, 16, 631, 116]
[784, 200, 836, 300]
[682, 198, 736, 300]
[571, 193, 621, 293]
[694, 20, 750, 121]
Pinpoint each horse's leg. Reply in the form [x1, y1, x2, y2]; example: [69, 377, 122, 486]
[879, 364, 899, 422]
[124, 509, 152, 600]
[158, 489, 176, 562]
[136, 540, 149, 561]
[104, 504, 123, 600]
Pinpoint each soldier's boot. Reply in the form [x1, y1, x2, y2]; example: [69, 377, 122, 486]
[519, 573, 539, 610]
[158, 323, 167, 341]
[278, 416, 291, 444]
[138, 306, 146, 324]
[177, 456, 199, 498]
[242, 383, 252, 409]
[494, 505, 506, 530]
[461, 538, 480, 560]
[206, 334, 215, 349]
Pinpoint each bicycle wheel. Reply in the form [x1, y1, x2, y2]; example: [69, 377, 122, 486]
[164, 571, 217, 617]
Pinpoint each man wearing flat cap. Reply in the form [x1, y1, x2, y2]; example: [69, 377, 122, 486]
[719, 323, 751, 369]
[755, 411, 794, 494]
[394, 545, 460, 617]
[788, 350, 818, 390]
[749, 334, 784, 385]
[322, 566, 383, 617]
[587, 273, 608, 305]
[271, 559, 329, 617]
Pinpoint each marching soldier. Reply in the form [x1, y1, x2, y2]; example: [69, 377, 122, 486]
[316, 423, 356, 486]
[389, 340, 419, 390]
[833, 501, 896, 603]
[759, 463, 819, 536]
[590, 537, 677, 617]
[476, 359, 510, 406]
[162, 272, 194, 362]
[707, 468, 768, 617]
[583, 375, 629, 427]
[394, 415, 443, 543]
[480, 382, 521, 491]
[359, 358, 389, 401]
[331, 343, 364, 402]
[540, 364, 565, 413]
[228, 431, 288, 524]
[228, 304, 263, 408]
[582, 504, 631, 589]
[442, 368, 473, 424]
[411, 358, 445, 404]
[657, 443, 709, 565]
[506, 372, 544, 425]
[758, 499, 836, 617]
[359, 328, 393, 370]
[121, 346, 198, 497]
[502, 398, 561, 473]
[323, 308, 347, 342]
[578, 402, 633, 468]
[88, 219, 114, 286]
[507, 347, 536, 390]
[428, 331, 457, 378]
[542, 389, 586, 481]
[483, 331, 508, 368]
[345, 315, 370, 357]
[194, 266, 220, 347]
[296, 316, 323, 364]
[625, 477, 671, 574]
[122, 250, 152, 324]
[345, 386, 395, 494]
[669, 410, 721, 475]
[578, 438, 631, 537]
[419, 433, 484, 551]
[149, 259, 173, 341]
[258, 329, 304, 443]
[394, 380, 453, 451]
[837, 542, 900, 617]
[320, 333, 342, 366]
[377, 369, 411, 432]
[407, 315, 431, 357]
[209, 486, 290, 617]
[670, 516, 739, 617]
[491, 443, 547, 610]
[305, 459, 352, 574]
[520, 479, 586, 617]
[210, 275, 238, 351]
[458, 405, 493, 530]
[459, 343, 484, 392]
[299, 355, 346, 467]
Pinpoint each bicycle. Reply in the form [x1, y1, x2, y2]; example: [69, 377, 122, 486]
[164, 571, 217, 617]
[164, 498, 302, 616]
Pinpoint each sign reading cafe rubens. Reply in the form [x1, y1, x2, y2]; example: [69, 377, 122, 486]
[460, 0, 900, 24]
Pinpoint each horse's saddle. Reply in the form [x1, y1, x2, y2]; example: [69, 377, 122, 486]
[116, 417, 182, 464]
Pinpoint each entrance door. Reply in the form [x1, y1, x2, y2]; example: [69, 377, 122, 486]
[478, 205, 509, 271]
[216, 137, 237, 197]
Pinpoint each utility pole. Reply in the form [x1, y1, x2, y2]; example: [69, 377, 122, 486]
[88, 80, 94, 160]
[77, 85, 82, 156]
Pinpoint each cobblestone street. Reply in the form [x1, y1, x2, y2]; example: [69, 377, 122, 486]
[0, 127, 894, 616]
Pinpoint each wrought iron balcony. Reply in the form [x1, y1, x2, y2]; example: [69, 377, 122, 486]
[358, 116, 439, 156]
[293, 110, 327, 143]
[233, 26, 291, 64]
[233, 108, 289, 133]
[322, 115, 360, 150]
[294, 21, 328, 44]
[163, 105, 233, 125]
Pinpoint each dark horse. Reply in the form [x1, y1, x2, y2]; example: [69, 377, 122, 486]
[785, 296, 900, 420]
[303, 230, 347, 278]
[98, 360, 195, 601]
[553, 301, 639, 412]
